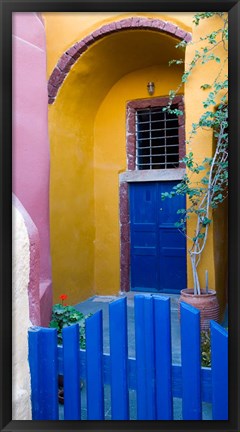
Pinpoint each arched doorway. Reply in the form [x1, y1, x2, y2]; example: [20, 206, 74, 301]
[47, 16, 190, 302]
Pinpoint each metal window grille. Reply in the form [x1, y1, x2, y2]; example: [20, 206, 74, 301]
[135, 105, 180, 170]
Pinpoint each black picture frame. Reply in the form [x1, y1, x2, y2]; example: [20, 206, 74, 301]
[0, 1, 239, 431]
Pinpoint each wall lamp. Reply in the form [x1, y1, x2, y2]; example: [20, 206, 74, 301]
[147, 81, 155, 96]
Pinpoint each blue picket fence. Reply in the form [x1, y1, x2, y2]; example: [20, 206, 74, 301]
[28, 295, 228, 420]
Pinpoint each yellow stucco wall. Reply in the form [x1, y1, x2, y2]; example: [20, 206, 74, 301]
[44, 12, 227, 311]
[184, 14, 228, 311]
[94, 64, 183, 294]
[43, 12, 193, 78]
[48, 97, 95, 303]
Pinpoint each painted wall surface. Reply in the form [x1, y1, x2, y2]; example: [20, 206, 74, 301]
[12, 13, 52, 325]
[43, 12, 193, 78]
[13, 194, 41, 325]
[44, 12, 227, 311]
[48, 95, 95, 304]
[45, 14, 187, 304]
[184, 14, 228, 310]
[12, 204, 32, 420]
[94, 64, 183, 294]
[213, 199, 228, 319]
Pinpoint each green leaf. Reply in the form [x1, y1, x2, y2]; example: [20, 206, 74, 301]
[169, 59, 184, 66]
[182, 72, 190, 83]
[53, 305, 65, 315]
[202, 217, 211, 226]
[49, 320, 59, 329]
[200, 84, 212, 90]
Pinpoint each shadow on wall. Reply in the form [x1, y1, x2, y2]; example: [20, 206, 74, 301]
[13, 194, 41, 325]
[12, 198, 34, 420]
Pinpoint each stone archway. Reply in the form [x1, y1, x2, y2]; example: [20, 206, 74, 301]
[48, 17, 191, 104]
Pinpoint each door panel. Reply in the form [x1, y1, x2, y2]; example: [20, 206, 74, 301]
[129, 183, 158, 291]
[158, 181, 184, 226]
[130, 182, 157, 224]
[131, 255, 158, 290]
[159, 228, 186, 292]
[129, 181, 186, 293]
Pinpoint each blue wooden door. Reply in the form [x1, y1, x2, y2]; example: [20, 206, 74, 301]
[129, 181, 186, 293]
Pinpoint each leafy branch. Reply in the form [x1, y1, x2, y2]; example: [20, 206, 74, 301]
[162, 12, 228, 294]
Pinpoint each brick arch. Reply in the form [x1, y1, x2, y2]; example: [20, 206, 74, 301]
[48, 17, 192, 104]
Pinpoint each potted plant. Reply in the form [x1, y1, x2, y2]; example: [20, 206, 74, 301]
[161, 12, 228, 330]
[49, 294, 91, 403]
[201, 329, 211, 368]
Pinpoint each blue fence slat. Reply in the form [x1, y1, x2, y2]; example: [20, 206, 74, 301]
[180, 302, 202, 420]
[109, 297, 129, 420]
[62, 324, 81, 420]
[57, 347, 212, 401]
[154, 296, 173, 420]
[28, 327, 40, 420]
[134, 295, 147, 419]
[28, 327, 58, 420]
[29, 300, 228, 421]
[210, 320, 228, 420]
[86, 311, 104, 420]
[144, 296, 156, 420]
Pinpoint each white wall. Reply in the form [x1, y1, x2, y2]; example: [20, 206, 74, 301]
[12, 204, 32, 420]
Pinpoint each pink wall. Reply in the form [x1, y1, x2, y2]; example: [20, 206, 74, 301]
[12, 13, 52, 326]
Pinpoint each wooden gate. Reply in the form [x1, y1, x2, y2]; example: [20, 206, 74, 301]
[28, 295, 228, 420]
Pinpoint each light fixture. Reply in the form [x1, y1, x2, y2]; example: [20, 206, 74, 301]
[147, 81, 155, 96]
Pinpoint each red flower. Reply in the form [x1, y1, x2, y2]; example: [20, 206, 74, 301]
[60, 294, 67, 304]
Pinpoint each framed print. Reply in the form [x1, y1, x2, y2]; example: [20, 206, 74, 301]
[1, 1, 239, 431]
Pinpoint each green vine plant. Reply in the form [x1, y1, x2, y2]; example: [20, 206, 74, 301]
[162, 12, 228, 295]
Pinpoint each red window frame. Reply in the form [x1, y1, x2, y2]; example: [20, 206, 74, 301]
[126, 95, 185, 170]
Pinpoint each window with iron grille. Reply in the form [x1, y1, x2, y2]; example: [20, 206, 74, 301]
[136, 105, 180, 170]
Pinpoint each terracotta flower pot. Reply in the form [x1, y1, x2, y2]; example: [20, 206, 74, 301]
[178, 288, 220, 331]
